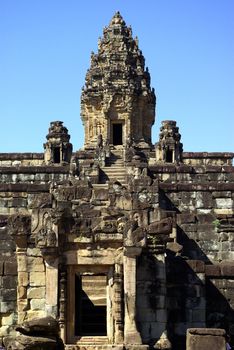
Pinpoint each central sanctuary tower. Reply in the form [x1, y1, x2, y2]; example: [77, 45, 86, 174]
[81, 11, 156, 149]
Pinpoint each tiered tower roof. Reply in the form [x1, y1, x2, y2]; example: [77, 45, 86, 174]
[81, 12, 155, 149]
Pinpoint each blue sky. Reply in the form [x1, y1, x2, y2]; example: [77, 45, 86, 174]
[0, 0, 233, 153]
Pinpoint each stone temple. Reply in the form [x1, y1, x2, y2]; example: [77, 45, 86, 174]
[0, 11, 234, 350]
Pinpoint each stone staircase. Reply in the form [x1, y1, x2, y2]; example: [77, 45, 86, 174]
[100, 150, 127, 186]
[65, 337, 112, 350]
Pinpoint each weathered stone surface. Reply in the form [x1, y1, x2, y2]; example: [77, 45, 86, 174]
[186, 328, 226, 350]
[29, 272, 45, 286]
[27, 287, 45, 299]
[16, 316, 59, 336]
[4, 335, 57, 350]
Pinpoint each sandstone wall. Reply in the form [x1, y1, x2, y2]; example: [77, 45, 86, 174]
[0, 153, 44, 167]
[186, 328, 226, 350]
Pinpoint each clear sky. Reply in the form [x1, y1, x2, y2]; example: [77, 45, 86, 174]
[0, 0, 233, 153]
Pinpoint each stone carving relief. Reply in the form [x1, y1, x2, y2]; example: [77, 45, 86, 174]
[122, 216, 146, 248]
[7, 214, 31, 247]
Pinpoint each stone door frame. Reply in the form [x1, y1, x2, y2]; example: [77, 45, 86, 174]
[66, 264, 114, 344]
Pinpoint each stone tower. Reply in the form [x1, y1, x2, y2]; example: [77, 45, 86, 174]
[44, 121, 72, 164]
[155, 120, 183, 163]
[81, 11, 156, 149]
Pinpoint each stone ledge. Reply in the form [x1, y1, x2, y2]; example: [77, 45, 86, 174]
[183, 152, 234, 159]
[65, 346, 148, 350]
[205, 262, 234, 277]
[0, 153, 44, 160]
[149, 164, 234, 174]
[0, 166, 70, 173]
[0, 184, 49, 192]
[159, 182, 234, 192]
[187, 327, 225, 336]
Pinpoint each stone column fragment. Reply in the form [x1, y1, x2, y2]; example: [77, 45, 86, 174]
[124, 247, 142, 344]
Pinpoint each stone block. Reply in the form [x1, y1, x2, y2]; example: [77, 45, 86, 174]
[196, 213, 215, 224]
[125, 346, 149, 350]
[18, 312, 27, 324]
[29, 272, 45, 286]
[154, 295, 166, 309]
[18, 272, 29, 287]
[0, 261, 3, 275]
[205, 265, 221, 276]
[27, 257, 45, 272]
[215, 198, 233, 209]
[76, 186, 92, 200]
[220, 261, 234, 276]
[0, 325, 10, 337]
[4, 261, 17, 275]
[155, 309, 167, 323]
[3, 334, 57, 350]
[192, 309, 206, 322]
[177, 212, 196, 224]
[1, 313, 15, 326]
[0, 301, 16, 313]
[214, 208, 233, 215]
[27, 248, 42, 257]
[92, 188, 109, 201]
[186, 328, 226, 350]
[150, 322, 167, 339]
[212, 191, 231, 198]
[30, 298, 46, 310]
[137, 308, 156, 322]
[27, 287, 45, 299]
[2, 289, 16, 301]
[17, 255, 27, 272]
[2, 276, 16, 289]
[18, 286, 27, 299]
[195, 192, 213, 209]
[18, 299, 28, 312]
[26, 310, 46, 320]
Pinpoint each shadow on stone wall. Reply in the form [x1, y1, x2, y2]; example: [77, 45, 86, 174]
[166, 226, 234, 350]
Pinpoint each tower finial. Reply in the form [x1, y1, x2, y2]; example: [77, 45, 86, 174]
[110, 11, 125, 26]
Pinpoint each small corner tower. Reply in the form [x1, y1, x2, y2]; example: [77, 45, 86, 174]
[155, 120, 183, 163]
[81, 11, 156, 150]
[44, 121, 72, 164]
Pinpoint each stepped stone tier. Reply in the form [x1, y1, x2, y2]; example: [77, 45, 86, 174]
[0, 11, 234, 350]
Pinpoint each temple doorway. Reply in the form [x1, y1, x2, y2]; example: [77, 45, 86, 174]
[75, 274, 107, 336]
[67, 265, 111, 344]
[165, 149, 173, 163]
[53, 147, 60, 163]
[112, 123, 123, 145]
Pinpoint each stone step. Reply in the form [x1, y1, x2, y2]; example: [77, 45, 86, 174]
[105, 161, 124, 166]
[92, 183, 109, 189]
[65, 345, 123, 350]
[103, 170, 126, 176]
[100, 174, 125, 177]
[65, 337, 110, 349]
